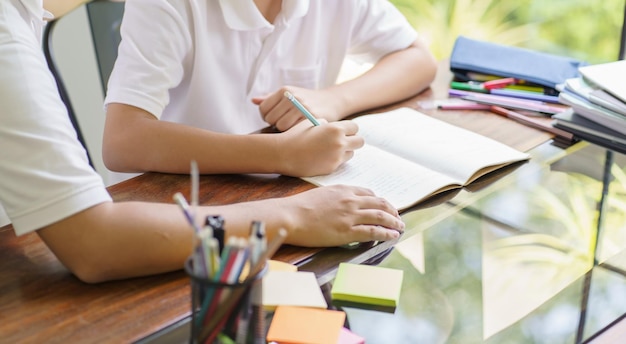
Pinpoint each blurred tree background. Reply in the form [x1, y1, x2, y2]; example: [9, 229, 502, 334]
[390, 0, 624, 64]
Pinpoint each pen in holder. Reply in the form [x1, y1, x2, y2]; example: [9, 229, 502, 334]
[185, 257, 267, 344]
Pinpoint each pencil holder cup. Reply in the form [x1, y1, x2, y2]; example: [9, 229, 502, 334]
[185, 258, 267, 344]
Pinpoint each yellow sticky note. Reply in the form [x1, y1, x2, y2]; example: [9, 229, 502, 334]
[262, 271, 327, 311]
[239, 259, 297, 280]
[268, 260, 298, 272]
[330, 262, 403, 308]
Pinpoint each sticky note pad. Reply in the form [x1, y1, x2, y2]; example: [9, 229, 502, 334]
[331, 262, 403, 308]
[239, 259, 297, 279]
[266, 305, 346, 344]
[268, 259, 298, 272]
[262, 271, 327, 311]
[338, 327, 365, 344]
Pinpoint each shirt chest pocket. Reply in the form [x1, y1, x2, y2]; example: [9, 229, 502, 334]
[279, 61, 321, 90]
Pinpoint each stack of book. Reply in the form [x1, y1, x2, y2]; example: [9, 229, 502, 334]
[553, 60, 626, 154]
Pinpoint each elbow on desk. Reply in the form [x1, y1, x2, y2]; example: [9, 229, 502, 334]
[36, 206, 148, 284]
[37, 232, 119, 284]
[426, 56, 438, 84]
[101, 135, 148, 174]
[65, 259, 117, 284]
[102, 104, 158, 173]
[408, 37, 438, 95]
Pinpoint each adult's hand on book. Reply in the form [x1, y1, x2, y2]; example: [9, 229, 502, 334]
[274, 120, 364, 177]
[279, 185, 405, 247]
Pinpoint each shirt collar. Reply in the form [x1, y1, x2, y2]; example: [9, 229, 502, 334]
[19, 0, 53, 20]
[218, 0, 309, 31]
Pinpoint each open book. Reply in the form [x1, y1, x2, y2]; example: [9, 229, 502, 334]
[303, 108, 530, 211]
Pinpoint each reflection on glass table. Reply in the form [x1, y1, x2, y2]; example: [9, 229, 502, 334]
[319, 142, 626, 343]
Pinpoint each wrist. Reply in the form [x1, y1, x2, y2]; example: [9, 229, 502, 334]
[327, 85, 358, 119]
[267, 132, 292, 175]
[266, 198, 298, 244]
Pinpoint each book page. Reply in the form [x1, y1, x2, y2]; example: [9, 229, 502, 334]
[302, 108, 529, 210]
[303, 144, 459, 210]
[353, 108, 529, 184]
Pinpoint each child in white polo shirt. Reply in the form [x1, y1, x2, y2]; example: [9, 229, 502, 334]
[103, 0, 436, 177]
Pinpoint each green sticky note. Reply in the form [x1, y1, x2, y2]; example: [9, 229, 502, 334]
[330, 263, 403, 308]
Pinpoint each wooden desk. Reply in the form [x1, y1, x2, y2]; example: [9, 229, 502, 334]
[0, 63, 559, 343]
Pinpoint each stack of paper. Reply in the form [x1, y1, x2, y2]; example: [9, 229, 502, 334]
[563, 76, 626, 115]
[553, 109, 626, 155]
[555, 60, 626, 151]
[579, 60, 626, 104]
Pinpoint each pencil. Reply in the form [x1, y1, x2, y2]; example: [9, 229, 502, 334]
[489, 106, 574, 142]
[173, 192, 201, 233]
[191, 160, 199, 208]
[438, 103, 491, 111]
[284, 91, 320, 126]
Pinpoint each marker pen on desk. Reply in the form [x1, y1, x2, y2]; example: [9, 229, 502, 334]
[450, 88, 563, 112]
[462, 94, 564, 115]
[196, 230, 214, 278]
[505, 84, 547, 94]
[248, 221, 266, 265]
[490, 88, 561, 104]
[205, 215, 226, 254]
[249, 221, 266, 344]
[284, 91, 320, 126]
[450, 81, 489, 93]
[482, 77, 516, 90]
[237, 222, 263, 344]
[438, 103, 491, 111]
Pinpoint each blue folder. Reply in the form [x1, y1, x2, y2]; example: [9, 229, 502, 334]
[450, 36, 586, 90]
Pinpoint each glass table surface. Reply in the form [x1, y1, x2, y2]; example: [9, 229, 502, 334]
[315, 140, 626, 344]
[139, 140, 626, 344]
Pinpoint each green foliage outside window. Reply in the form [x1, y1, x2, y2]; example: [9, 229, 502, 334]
[391, 0, 624, 64]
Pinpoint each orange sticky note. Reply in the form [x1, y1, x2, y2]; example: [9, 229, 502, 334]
[266, 306, 346, 344]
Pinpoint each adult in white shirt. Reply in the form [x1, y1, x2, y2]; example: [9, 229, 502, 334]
[0, 0, 404, 283]
[103, 0, 437, 176]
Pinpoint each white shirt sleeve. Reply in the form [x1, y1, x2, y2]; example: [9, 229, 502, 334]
[346, 0, 418, 62]
[0, 0, 111, 236]
[104, 0, 193, 119]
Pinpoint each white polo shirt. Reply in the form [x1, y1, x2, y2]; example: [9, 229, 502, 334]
[0, 0, 111, 235]
[105, 0, 418, 135]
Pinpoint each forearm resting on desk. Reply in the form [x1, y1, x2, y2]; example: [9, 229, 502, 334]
[253, 38, 437, 131]
[37, 186, 403, 283]
[104, 103, 362, 177]
[330, 38, 437, 118]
